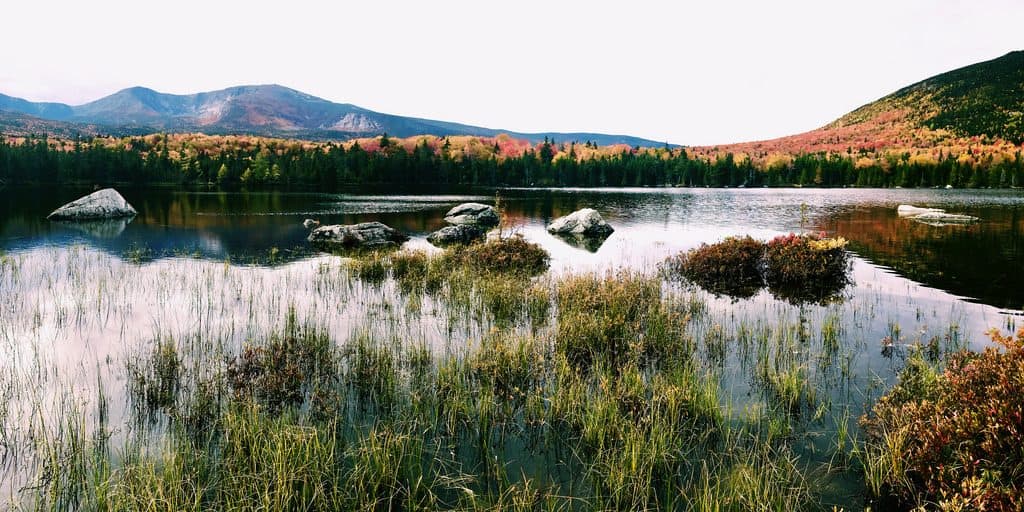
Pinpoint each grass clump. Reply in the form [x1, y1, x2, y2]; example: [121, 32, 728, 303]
[860, 328, 1024, 510]
[556, 270, 690, 369]
[127, 337, 182, 415]
[226, 315, 336, 416]
[663, 236, 765, 298]
[450, 234, 550, 276]
[347, 251, 389, 284]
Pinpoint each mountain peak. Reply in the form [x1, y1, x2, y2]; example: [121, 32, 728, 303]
[1, 84, 659, 146]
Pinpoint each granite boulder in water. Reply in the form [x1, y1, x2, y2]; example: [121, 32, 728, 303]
[547, 208, 614, 237]
[308, 222, 408, 249]
[444, 203, 499, 226]
[47, 188, 137, 220]
[427, 224, 486, 246]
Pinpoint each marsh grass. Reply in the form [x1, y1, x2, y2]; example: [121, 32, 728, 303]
[664, 233, 852, 305]
[4, 239, 1011, 512]
[14, 271, 825, 511]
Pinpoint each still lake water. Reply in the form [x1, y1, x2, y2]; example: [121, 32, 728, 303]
[0, 186, 1022, 507]
[3, 186, 1022, 309]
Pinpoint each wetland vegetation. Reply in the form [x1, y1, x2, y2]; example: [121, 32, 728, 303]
[0, 187, 1021, 511]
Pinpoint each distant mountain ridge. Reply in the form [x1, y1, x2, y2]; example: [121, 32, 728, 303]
[692, 50, 1024, 159]
[0, 85, 665, 147]
[832, 50, 1024, 143]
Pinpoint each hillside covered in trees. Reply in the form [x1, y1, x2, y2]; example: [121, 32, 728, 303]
[2, 51, 1023, 189]
[2, 131, 1022, 189]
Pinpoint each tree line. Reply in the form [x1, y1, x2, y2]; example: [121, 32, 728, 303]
[2, 135, 1023, 189]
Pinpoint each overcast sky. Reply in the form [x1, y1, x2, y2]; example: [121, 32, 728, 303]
[1, 0, 1020, 145]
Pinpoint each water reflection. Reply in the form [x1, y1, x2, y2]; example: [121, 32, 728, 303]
[550, 232, 611, 252]
[51, 216, 133, 238]
[1, 186, 1022, 309]
[821, 204, 1023, 309]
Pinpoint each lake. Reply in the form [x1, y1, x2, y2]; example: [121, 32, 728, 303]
[0, 185, 1021, 508]
[3, 187, 1022, 309]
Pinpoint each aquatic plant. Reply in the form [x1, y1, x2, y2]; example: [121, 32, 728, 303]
[346, 251, 389, 284]
[226, 317, 336, 415]
[555, 270, 690, 369]
[126, 336, 182, 414]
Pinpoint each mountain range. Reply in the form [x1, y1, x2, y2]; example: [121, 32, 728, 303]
[0, 85, 664, 147]
[2, 50, 1022, 153]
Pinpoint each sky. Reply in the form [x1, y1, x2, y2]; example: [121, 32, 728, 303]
[1, 0, 1021, 145]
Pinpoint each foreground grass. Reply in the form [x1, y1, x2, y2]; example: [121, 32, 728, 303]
[15, 243, 814, 511]
[4, 238, 1013, 511]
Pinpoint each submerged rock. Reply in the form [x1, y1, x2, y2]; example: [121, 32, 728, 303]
[910, 212, 979, 226]
[308, 222, 408, 249]
[897, 204, 978, 225]
[47, 188, 137, 220]
[547, 208, 614, 237]
[427, 224, 486, 246]
[444, 203, 499, 226]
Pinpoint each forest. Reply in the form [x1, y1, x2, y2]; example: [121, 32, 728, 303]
[2, 133, 1023, 189]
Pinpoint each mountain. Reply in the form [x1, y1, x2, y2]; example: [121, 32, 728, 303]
[834, 50, 1024, 143]
[0, 85, 665, 147]
[692, 50, 1024, 159]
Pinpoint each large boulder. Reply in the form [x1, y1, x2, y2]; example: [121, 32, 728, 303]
[308, 222, 408, 249]
[547, 208, 614, 237]
[427, 224, 485, 247]
[444, 203, 499, 226]
[47, 188, 137, 220]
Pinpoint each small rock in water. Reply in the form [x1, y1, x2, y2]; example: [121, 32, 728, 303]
[47, 188, 137, 220]
[303, 218, 320, 230]
[444, 203, 499, 226]
[547, 208, 614, 237]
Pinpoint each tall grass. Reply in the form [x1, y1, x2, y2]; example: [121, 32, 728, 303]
[1, 240, 1011, 511]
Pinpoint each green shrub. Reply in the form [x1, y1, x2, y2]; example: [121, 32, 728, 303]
[860, 328, 1024, 510]
[663, 236, 765, 298]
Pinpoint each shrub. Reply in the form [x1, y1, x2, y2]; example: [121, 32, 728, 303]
[662, 236, 765, 299]
[860, 328, 1024, 510]
[764, 233, 850, 304]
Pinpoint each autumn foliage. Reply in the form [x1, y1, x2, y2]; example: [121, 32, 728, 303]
[861, 328, 1024, 510]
